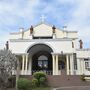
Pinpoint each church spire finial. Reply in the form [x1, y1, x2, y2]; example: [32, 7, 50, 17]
[40, 15, 46, 23]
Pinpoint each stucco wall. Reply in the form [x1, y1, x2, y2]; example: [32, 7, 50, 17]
[9, 39, 74, 54]
[76, 49, 90, 58]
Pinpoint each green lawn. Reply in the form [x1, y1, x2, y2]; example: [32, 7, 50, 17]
[32, 87, 51, 90]
[8, 87, 51, 90]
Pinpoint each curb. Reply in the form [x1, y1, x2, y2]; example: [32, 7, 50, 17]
[53, 86, 90, 90]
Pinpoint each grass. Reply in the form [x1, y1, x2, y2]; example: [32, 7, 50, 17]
[32, 87, 51, 90]
[7, 87, 51, 90]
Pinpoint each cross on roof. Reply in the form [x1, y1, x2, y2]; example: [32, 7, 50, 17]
[40, 15, 46, 22]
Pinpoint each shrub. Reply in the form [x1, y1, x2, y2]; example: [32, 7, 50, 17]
[32, 78, 39, 87]
[32, 71, 47, 87]
[80, 75, 85, 81]
[33, 71, 46, 80]
[17, 78, 31, 90]
[39, 77, 47, 86]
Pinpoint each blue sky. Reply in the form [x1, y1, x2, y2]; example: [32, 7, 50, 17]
[0, 0, 90, 49]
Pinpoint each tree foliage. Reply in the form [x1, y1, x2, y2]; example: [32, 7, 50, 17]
[0, 49, 17, 90]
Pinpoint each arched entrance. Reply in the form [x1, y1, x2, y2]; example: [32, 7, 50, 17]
[27, 44, 53, 75]
[32, 51, 52, 71]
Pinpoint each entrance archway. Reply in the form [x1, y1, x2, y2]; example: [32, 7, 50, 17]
[32, 51, 52, 71]
[27, 44, 53, 75]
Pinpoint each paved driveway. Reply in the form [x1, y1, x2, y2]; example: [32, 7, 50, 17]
[54, 86, 90, 90]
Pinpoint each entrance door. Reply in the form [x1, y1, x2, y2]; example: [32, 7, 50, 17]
[59, 61, 65, 70]
[32, 51, 52, 74]
[58, 55, 66, 75]
[38, 55, 48, 70]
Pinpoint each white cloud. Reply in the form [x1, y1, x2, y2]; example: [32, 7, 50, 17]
[66, 0, 90, 48]
[0, 0, 41, 25]
[0, 0, 90, 49]
[0, 0, 41, 49]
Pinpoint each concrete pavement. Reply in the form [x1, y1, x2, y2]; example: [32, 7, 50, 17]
[53, 86, 90, 90]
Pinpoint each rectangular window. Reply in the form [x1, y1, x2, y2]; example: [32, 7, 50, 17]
[33, 36, 53, 39]
[84, 59, 90, 70]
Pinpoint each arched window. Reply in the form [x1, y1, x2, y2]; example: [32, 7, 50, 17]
[38, 55, 48, 70]
[38, 55, 48, 60]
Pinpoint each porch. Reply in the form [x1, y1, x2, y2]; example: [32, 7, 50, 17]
[13, 53, 76, 76]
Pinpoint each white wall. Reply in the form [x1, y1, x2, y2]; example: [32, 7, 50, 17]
[9, 39, 74, 54]
[34, 24, 52, 36]
[76, 49, 90, 75]
[76, 49, 90, 58]
[10, 33, 21, 39]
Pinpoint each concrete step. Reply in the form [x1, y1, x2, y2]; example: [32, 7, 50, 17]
[47, 75, 90, 87]
[20, 75, 90, 87]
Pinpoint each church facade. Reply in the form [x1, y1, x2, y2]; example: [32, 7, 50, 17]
[9, 22, 90, 76]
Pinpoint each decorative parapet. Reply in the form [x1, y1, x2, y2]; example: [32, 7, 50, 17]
[76, 48, 90, 59]
[9, 38, 73, 42]
[76, 49, 90, 51]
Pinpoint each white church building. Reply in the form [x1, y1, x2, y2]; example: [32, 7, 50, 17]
[9, 21, 90, 76]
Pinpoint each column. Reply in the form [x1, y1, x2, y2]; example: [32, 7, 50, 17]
[70, 54, 73, 75]
[83, 59, 85, 74]
[56, 55, 59, 75]
[25, 54, 28, 75]
[77, 58, 81, 75]
[53, 34, 56, 39]
[81, 59, 84, 74]
[29, 56, 32, 75]
[66, 54, 69, 75]
[25, 54, 28, 70]
[22, 55, 25, 74]
[52, 54, 56, 75]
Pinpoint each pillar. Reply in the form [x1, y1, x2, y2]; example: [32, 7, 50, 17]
[77, 58, 81, 75]
[81, 59, 84, 74]
[83, 59, 85, 74]
[70, 54, 74, 75]
[53, 34, 56, 39]
[25, 54, 28, 75]
[66, 54, 69, 75]
[56, 55, 59, 75]
[25, 54, 28, 70]
[22, 55, 25, 74]
[52, 55, 56, 75]
[29, 56, 32, 75]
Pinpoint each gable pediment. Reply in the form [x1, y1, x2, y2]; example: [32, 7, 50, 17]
[33, 23, 53, 36]
[10, 22, 78, 39]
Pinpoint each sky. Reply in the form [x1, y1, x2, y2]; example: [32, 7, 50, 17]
[0, 0, 90, 49]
